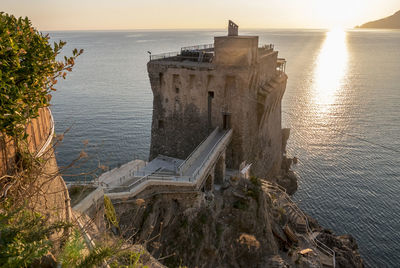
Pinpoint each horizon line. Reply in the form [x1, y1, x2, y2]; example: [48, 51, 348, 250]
[42, 26, 359, 32]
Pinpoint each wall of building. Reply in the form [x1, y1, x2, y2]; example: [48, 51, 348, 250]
[214, 36, 258, 66]
[0, 107, 71, 223]
[258, 51, 279, 85]
[148, 46, 287, 178]
[0, 107, 53, 175]
[148, 63, 212, 161]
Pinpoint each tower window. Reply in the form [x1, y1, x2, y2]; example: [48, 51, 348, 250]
[158, 120, 164, 129]
[175, 87, 180, 93]
[208, 91, 214, 98]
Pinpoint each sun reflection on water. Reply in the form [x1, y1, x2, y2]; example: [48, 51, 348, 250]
[312, 29, 348, 115]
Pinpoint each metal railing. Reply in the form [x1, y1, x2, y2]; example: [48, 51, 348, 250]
[104, 129, 232, 194]
[181, 43, 214, 52]
[259, 44, 274, 50]
[277, 58, 287, 77]
[263, 181, 336, 268]
[150, 51, 179, 61]
[191, 129, 233, 186]
[177, 128, 219, 174]
[150, 44, 214, 61]
[36, 107, 55, 158]
[150, 52, 213, 63]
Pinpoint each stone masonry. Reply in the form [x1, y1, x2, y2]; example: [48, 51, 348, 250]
[147, 21, 287, 178]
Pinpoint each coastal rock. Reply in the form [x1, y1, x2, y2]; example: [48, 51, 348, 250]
[267, 255, 290, 267]
[274, 155, 299, 195]
[276, 170, 298, 195]
[317, 232, 364, 268]
[114, 177, 364, 268]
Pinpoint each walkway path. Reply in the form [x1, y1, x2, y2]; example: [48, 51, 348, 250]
[102, 128, 232, 195]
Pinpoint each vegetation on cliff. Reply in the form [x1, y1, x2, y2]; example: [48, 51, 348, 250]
[0, 12, 82, 139]
[0, 12, 158, 267]
[0, 12, 87, 267]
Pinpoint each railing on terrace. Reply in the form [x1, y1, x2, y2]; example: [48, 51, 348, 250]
[259, 44, 274, 50]
[277, 58, 287, 76]
[181, 43, 214, 52]
[150, 51, 180, 61]
[263, 182, 336, 268]
[104, 129, 232, 194]
[150, 44, 214, 62]
[150, 52, 213, 63]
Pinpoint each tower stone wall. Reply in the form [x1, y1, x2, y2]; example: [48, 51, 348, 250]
[147, 28, 287, 178]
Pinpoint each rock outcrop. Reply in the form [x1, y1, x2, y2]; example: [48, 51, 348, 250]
[274, 155, 299, 195]
[114, 177, 363, 267]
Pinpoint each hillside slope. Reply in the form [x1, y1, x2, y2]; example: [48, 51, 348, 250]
[357, 10, 400, 29]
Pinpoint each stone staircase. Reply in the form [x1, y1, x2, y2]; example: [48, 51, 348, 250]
[283, 203, 308, 234]
[262, 181, 335, 268]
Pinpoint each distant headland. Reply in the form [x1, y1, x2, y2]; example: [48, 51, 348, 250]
[356, 10, 400, 29]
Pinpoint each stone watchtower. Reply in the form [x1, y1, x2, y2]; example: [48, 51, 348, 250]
[147, 21, 287, 178]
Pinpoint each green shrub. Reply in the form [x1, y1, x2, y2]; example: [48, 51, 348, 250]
[0, 204, 71, 267]
[0, 12, 82, 139]
[110, 250, 147, 268]
[59, 229, 86, 267]
[104, 195, 119, 229]
[249, 176, 261, 188]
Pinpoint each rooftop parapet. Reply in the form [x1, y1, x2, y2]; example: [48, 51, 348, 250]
[148, 21, 285, 71]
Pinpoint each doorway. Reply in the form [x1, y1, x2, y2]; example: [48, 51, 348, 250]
[223, 113, 231, 130]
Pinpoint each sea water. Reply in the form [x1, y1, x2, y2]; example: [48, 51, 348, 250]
[50, 29, 400, 267]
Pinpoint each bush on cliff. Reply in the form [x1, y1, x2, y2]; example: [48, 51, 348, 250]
[0, 12, 84, 267]
[0, 12, 82, 139]
[0, 203, 71, 267]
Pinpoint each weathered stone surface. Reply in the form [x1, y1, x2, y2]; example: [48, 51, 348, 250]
[115, 177, 364, 268]
[116, 178, 277, 267]
[147, 37, 287, 179]
[277, 170, 298, 195]
[317, 232, 364, 268]
[266, 255, 290, 268]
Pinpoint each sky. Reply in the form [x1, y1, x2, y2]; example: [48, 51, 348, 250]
[2, 0, 400, 30]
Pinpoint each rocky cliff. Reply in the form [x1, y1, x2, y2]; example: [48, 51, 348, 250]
[357, 10, 400, 29]
[114, 176, 364, 268]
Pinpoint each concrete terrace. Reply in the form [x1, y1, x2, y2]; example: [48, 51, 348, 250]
[97, 127, 232, 197]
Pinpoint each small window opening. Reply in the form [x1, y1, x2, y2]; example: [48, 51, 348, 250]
[208, 91, 214, 98]
[158, 120, 164, 129]
[175, 87, 180, 93]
